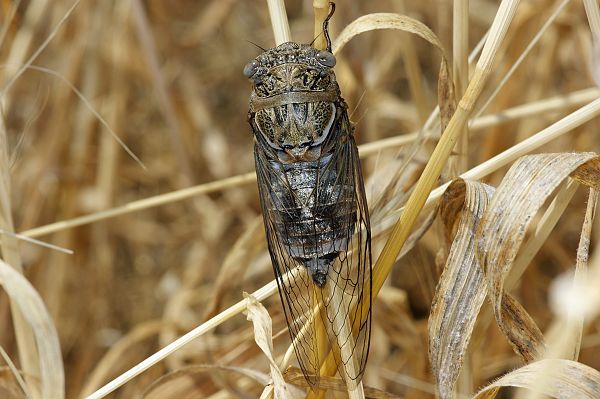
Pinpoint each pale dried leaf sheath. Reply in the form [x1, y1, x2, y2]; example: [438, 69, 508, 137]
[477, 153, 600, 361]
[331, 13, 455, 137]
[473, 359, 600, 399]
[244, 294, 303, 399]
[568, 188, 598, 360]
[428, 179, 495, 399]
[0, 260, 64, 399]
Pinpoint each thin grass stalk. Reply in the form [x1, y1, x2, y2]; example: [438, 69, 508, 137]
[0, 0, 23, 51]
[453, 0, 469, 173]
[0, 0, 81, 101]
[506, 179, 579, 289]
[322, 283, 365, 398]
[397, 0, 430, 124]
[0, 345, 32, 398]
[131, 0, 194, 185]
[584, 0, 600, 40]
[266, 0, 291, 45]
[313, 0, 330, 50]
[309, 0, 523, 386]
[569, 189, 598, 360]
[474, 0, 571, 119]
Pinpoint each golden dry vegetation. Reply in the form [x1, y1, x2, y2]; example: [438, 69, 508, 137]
[1, 0, 600, 398]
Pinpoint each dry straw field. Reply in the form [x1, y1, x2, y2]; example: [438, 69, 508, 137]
[1, 0, 600, 398]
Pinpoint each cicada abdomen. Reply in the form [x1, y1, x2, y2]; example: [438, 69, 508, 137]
[244, 5, 371, 389]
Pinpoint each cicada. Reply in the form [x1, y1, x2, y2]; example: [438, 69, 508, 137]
[244, 4, 371, 389]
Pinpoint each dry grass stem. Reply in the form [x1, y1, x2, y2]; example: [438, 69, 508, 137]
[312, 0, 330, 51]
[266, 0, 291, 45]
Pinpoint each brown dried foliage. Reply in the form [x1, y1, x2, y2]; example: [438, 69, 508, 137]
[1, 1, 600, 398]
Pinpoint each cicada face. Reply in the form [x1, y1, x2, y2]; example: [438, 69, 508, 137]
[245, 41, 372, 389]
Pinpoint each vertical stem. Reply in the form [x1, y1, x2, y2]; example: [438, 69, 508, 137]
[398, 0, 430, 124]
[313, 0, 330, 50]
[322, 283, 365, 399]
[569, 189, 598, 360]
[583, 0, 600, 41]
[453, 0, 469, 173]
[266, 0, 291, 45]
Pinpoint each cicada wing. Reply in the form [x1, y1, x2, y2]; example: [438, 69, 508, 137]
[315, 120, 372, 389]
[254, 143, 324, 388]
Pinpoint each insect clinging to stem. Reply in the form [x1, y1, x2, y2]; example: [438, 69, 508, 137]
[244, 2, 372, 389]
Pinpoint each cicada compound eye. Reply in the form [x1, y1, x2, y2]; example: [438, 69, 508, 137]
[243, 59, 260, 78]
[316, 50, 336, 68]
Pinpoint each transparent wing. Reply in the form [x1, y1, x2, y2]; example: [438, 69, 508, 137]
[315, 114, 372, 388]
[254, 143, 323, 388]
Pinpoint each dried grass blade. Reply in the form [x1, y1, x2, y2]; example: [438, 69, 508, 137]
[331, 13, 455, 139]
[0, 260, 64, 399]
[428, 179, 495, 399]
[567, 188, 598, 360]
[472, 359, 600, 399]
[477, 153, 599, 361]
[244, 294, 304, 399]
[584, 0, 600, 40]
[266, 0, 291, 45]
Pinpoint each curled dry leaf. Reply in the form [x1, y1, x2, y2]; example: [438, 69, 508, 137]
[244, 293, 304, 399]
[473, 359, 600, 399]
[428, 179, 495, 399]
[477, 153, 600, 361]
[0, 260, 64, 399]
[331, 13, 455, 136]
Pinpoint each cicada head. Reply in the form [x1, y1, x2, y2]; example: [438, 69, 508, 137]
[244, 43, 342, 163]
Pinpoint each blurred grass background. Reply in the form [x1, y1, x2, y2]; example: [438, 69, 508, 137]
[1, 0, 600, 398]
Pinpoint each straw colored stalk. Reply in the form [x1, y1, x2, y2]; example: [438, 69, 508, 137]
[453, 0, 469, 174]
[313, 0, 330, 51]
[266, 0, 291, 45]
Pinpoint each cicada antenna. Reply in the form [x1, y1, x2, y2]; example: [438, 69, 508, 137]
[323, 2, 335, 52]
[246, 40, 266, 52]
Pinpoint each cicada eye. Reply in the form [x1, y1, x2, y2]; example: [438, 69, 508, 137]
[316, 51, 336, 67]
[243, 60, 260, 78]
